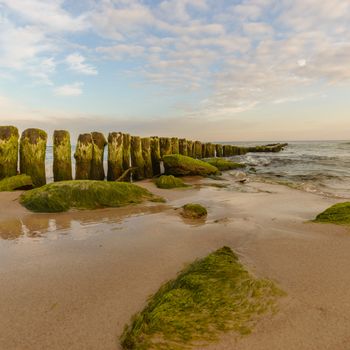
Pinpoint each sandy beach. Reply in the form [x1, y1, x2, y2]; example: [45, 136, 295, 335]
[1, 175, 350, 350]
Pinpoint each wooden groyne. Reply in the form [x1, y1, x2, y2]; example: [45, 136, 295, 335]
[0, 125, 288, 186]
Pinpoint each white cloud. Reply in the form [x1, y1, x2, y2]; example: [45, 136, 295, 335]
[54, 82, 83, 96]
[65, 53, 98, 75]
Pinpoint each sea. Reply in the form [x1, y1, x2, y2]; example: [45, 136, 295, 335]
[45, 140, 350, 199]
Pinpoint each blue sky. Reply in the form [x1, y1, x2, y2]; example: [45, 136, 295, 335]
[0, 0, 350, 142]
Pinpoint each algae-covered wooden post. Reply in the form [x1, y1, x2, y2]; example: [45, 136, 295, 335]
[187, 140, 194, 158]
[171, 137, 179, 154]
[20, 128, 47, 187]
[53, 130, 72, 182]
[130, 136, 145, 180]
[74, 133, 93, 180]
[194, 141, 202, 159]
[91, 132, 107, 180]
[142, 137, 153, 178]
[202, 143, 206, 158]
[122, 133, 131, 181]
[216, 144, 223, 158]
[179, 139, 188, 156]
[159, 137, 172, 157]
[150, 137, 161, 176]
[107, 132, 124, 181]
[0, 126, 19, 179]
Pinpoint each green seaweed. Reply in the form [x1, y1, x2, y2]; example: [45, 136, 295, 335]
[19, 128, 47, 187]
[314, 202, 350, 225]
[182, 203, 207, 218]
[20, 180, 159, 213]
[204, 158, 246, 171]
[107, 132, 124, 181]
[163, 154, 219, 177]
[53, 130, 72, 182]
[155, 175, 188, 189]
[120, 246, 284, 350]
[0, 174, 33, 191]
[0, 126, 19, 179]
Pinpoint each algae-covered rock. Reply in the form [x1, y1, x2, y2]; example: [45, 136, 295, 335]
[142, 137, 153, 178]
[216, 144, 223, 157]
[150, 137, 161, 176]
[53, 130, 72, 182]
[107, 132, 124, 181]
[120, 246, 284, 350]
[20, 180, 157, 213]
[91, 132, 107, 180]
[314, 202, 350, 225]
[159, 137, 172, 157]
[171, 137, 179, 154]
[0, 174, 33, 191]
[204, 158, 246, 171]
[0, 126, 19, 179]
[187, 140, 194, 158]
[194, 141, 202, 159]
[131, 136, 145, 180]
[163, 154, 219, 176]
[155, 175, 188, 189]
[179, 138, 188, 156]
[20, 128, 47, 187]
[182, 203, 207, 218]
[74, 133, 93, 180]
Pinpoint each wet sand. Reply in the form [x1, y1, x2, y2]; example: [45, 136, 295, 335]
[0, 176, 350, 350]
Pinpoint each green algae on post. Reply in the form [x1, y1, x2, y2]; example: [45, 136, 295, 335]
[194, 141, 202, 159]
[20, 128, 47, 187]
[155, 175, 188, 189]
[179, 139, 188, 156]
[314, 202, 350, 225]
[122, 134, 131, 181]
[216, 144, 223, 157]
[131, 136, 145, 180]
[187, 140, 194, 158]
[204, 158, 246, 171]
[91, 132, 107, 180]
[150, 137, 161, 176]
[120, 246, 284, 350]
[20, 180, 158, 213]
[0, 126, 19, 179]
[74, 133, 93, 180]
[142, 137, 153, 178]
[0, 174, 33, 191]
[107, 132, 124, 181]
[53, 130, 72, 182]
[163, 154, 219, 176]
[182, 203, 207, 218]
[159, 137, 172, 157]
[171, 137, 179, 154]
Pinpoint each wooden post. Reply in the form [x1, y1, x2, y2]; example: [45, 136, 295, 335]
[107, 132, 124, 181]
[74, 133, 93, 180]
[91, 132, 107, 180]
[216, 144, 223, 158]
[179, 138, 188, 156]
[0, 126, 19, 179]
[122, 133, 131, 181]
[159, 137, 172, 157]
[150, 137, 161, 176]
[171, 137, 179, 154]
[130, 136, 145, 180]
[194, 141, 202, 159]
[53, 130, 72, 181]
[187, 140, 194, 158]
[20, 128, 47, 187]
[142, 137, 153, 178]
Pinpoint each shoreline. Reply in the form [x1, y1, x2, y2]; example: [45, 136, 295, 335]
[0, 176, 350, 349]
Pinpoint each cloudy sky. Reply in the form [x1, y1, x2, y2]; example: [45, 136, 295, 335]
[0, 0, 350, 142]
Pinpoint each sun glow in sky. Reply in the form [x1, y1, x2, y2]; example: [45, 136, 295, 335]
[0, 0, 350, 142]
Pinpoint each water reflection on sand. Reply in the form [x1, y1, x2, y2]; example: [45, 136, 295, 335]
[0, 204, 167, 241]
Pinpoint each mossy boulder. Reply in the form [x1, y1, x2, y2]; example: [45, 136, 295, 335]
[204, 158, 246, 171]
[155, 175, 188, 189]
[163, 154, 219, 176]
[182, 203, 207, 218]
[0, 126, 19, 179]
[0, 174, 33, 191]
[20, 180, 158, 213]
[120, 246, 284, 350]
[314, 202, 350, 225]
